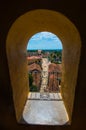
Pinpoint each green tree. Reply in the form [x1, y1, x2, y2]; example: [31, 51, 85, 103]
[29, 73, 33, 86]
[29, 73, 38, 92]
[30, 85, 38, 92]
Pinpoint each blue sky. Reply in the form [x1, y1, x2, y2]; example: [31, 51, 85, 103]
[27, 32, 63, 50]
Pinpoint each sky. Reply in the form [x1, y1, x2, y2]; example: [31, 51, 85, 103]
[27, 32, 63, 50]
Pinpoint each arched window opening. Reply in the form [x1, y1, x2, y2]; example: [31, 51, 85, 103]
[26, 31, 63, 99]
[6, 9, 81, 125]
[22, 31, 69, 125]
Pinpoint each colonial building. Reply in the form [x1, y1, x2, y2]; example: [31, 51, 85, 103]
[28, 63, 42, 90]
[47, 63, 62, 92]
[27, 56, 42, 65]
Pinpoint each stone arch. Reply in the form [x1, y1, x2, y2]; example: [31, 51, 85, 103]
[6, 9, 81, 123]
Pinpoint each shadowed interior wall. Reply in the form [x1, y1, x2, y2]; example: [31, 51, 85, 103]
[6, 10, 81, 122]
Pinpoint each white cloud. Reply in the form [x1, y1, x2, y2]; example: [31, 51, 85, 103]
[27, 32, 63, 50]
[30, 32, 61, 42]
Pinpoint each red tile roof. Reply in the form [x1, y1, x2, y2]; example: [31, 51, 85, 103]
[28, 63, 41, 72]
[48, 63, 62, 73]
[27, 56, 42, 60]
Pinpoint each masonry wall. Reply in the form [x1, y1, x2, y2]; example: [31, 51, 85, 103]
[6, 10, 81, 122]
[6, 41, 29, 121]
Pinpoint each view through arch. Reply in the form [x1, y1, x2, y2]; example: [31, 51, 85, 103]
[6, 9, 81, 125]
[26, 31, 63, 98]
[22, 31, 69, 125]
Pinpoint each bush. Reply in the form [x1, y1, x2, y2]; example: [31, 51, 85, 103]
[29, 73, 33, 86]
[29, 73, 38, 92]
[30, 85, 38, 92]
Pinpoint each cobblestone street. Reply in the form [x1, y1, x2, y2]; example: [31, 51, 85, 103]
[40, 58, 49, 94]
